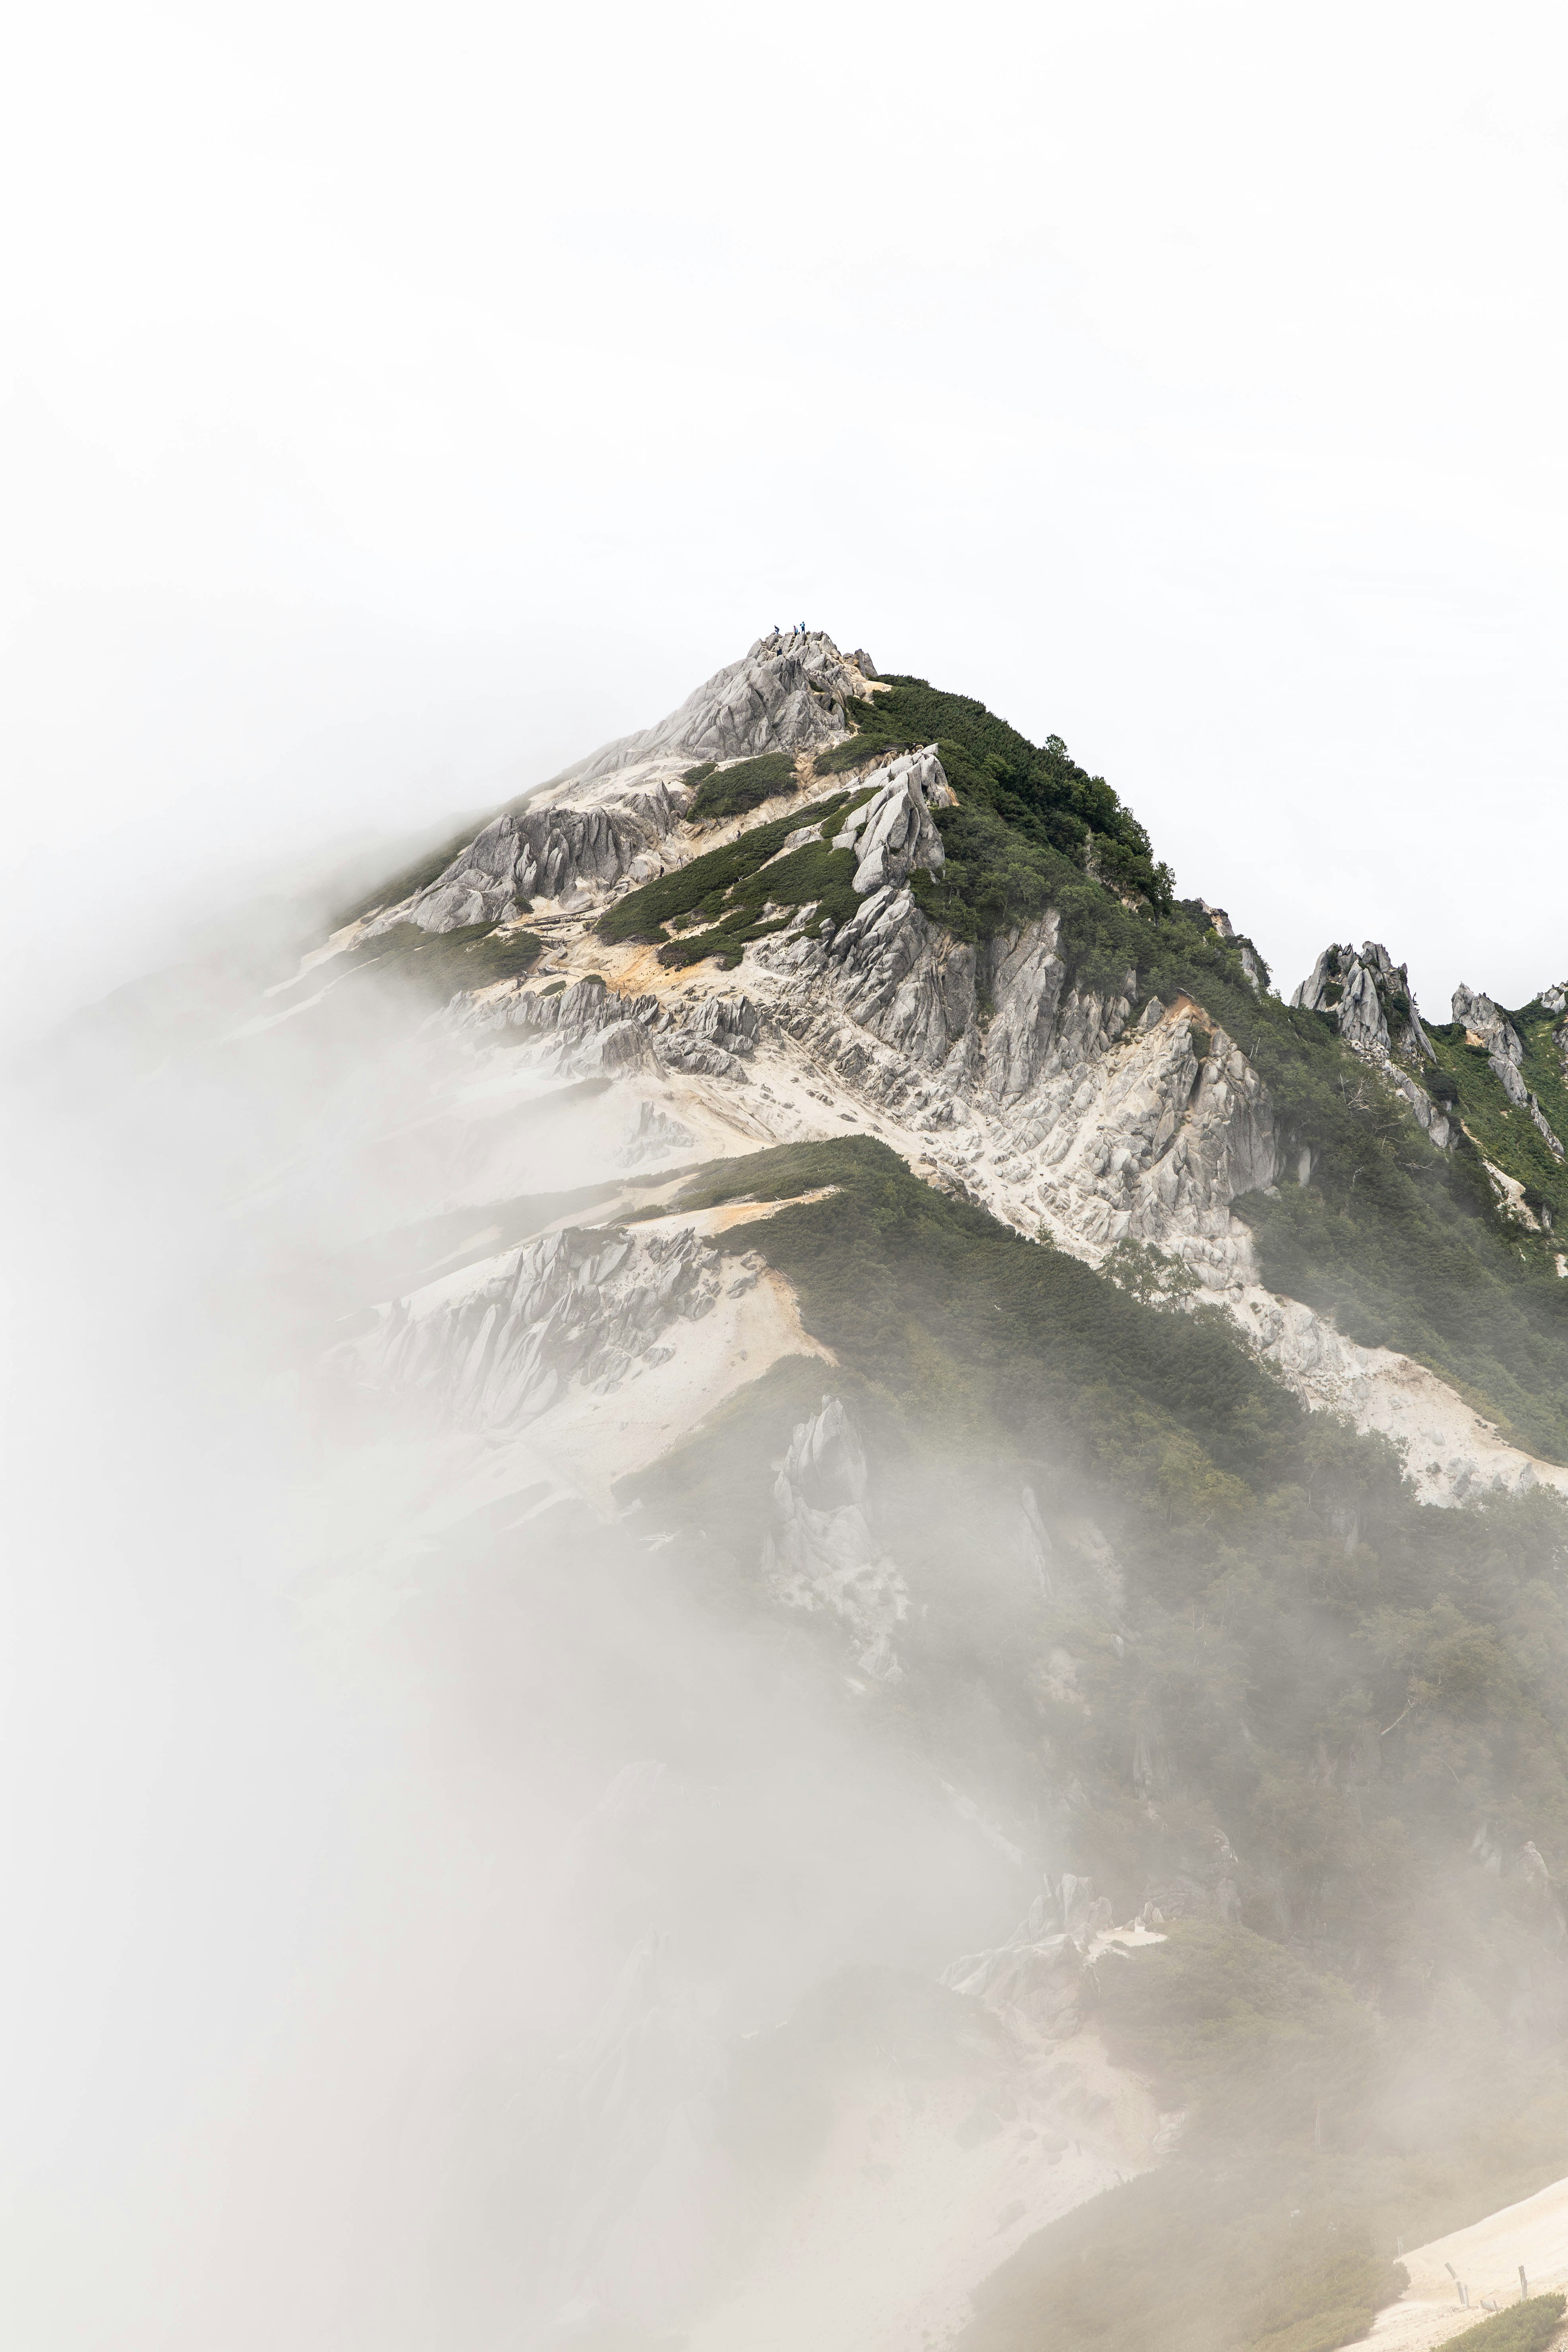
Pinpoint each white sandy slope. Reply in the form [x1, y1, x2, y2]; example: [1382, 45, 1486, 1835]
[682, 2027, 1158, 2352]
[1370, 2173, 1568, 2347]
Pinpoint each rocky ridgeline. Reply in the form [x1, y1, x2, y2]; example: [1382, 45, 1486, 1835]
[392, 773, 694, 935]
[368, 631, 881, 937]
[330, 633, 1568, 1539]
[559, 628, 877, 784]
[754, 898, 1278, 1280]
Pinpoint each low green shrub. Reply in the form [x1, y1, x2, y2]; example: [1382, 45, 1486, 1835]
[596, 798, 851, 945]
[688, 751, 798, 820]
[332, 921, 543, 995]
[1444, 2295, 1567, 2351]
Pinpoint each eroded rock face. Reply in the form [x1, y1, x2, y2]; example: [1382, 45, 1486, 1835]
[337, 1221, 727, 1433]
[466, 973, 760, 1083]
[1454, 982, 1564, 1156]
[1295, 939, 1434, 1057]
[1292, 940, 1452, 1148]
[561, 630, 875, 784]
[832, 746, 951, 895]
[388, 774, 694, 937]
[754, 895, 1279, 1283]
[762, 1396, 910, 1682]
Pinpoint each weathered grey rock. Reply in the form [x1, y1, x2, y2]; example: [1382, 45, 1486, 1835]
[617, 1100, 697, 1167]
[1454, 982, 1564, 1156]
[557, 630, 875, 785]
[943, 1930, 1085, 2036]
[337, 1220, 726, 1434]
[1293, 941, 1451, 1145]
[754, 894, 1278, 1282]
[762, 1396, 909, 1681]
[1454, 981, 1523, 1067]
[832, 747, 951, 895]
[1018, 1486, 1054, 1601]
[385, 775, 694, 936]
[368, 631, 884, 935]
[462, 974, 760, 1085]
[1294, 939, 1433, 1058]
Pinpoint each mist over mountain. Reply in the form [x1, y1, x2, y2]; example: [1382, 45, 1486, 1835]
[12, 630, 1568, 2352]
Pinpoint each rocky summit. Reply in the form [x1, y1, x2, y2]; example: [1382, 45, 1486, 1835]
[69, 632, 1568, 2352]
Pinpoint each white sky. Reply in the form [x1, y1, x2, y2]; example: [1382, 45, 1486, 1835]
[4, 0, 1566, 1036]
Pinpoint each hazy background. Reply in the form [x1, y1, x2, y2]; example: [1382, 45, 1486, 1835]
[4, 0, 1566, 1030]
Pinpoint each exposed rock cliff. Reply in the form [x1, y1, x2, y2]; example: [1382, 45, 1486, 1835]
[394, 771, 695, 935]
[1291, 938, 1453, 1147]
[1454, 980, 1565, 1155]
[762, 1396, 910, 1684]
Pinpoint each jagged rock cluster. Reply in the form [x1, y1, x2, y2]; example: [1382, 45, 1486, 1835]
[942, 1873, 1132, 2041]
[394, 774, 693, 935]
[337, 1220, 733, 1433]
[466, 971, 761, 1082]
[1292, 944, 1568, 1166]
[762, 1396, 910, 1682]
[833, 745, 953, 895]
[1291, 939, 1453, 1148]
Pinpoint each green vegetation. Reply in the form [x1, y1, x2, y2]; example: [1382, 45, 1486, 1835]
[964, 1921, 1567, 2351]
[319, 920, 543, 998]
[1424, 1005, 1568, 1233]
[1445, 2296, 1567, 2350]
[829, 673, 1174, 910]
[687, 751, 798, 820]
[596, 793, 873, 969]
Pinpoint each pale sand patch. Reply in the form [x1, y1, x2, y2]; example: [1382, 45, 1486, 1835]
[1370, 2172, 1568, 2348]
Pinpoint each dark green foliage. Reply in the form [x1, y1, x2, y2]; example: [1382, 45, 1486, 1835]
[1229, 1018, 1568, 1461]
[1425, 1009, 1568, 1232]
[653, 837, 863, 970]
[1444, 2296, 1567, 2350]
[596, 795, 873, 969]
[326, 920, 543, 996]
[963, 2167, 1403, 2352]
[833, 674, 1173, 909]
[1238, 1166, 1568, 1461]
[687, 751, 798, 820]
[1096, 1923, 1377, 2154]
[815, 731, 901, 775]
[596, 797, 853, 949]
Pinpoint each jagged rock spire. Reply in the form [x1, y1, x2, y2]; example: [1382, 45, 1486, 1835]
[1291, 940, 1450, 1147]
[1454, 982, 1564, 1157]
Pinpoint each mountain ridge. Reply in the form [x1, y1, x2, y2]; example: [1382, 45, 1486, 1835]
[56, 628, 1568, 2352]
